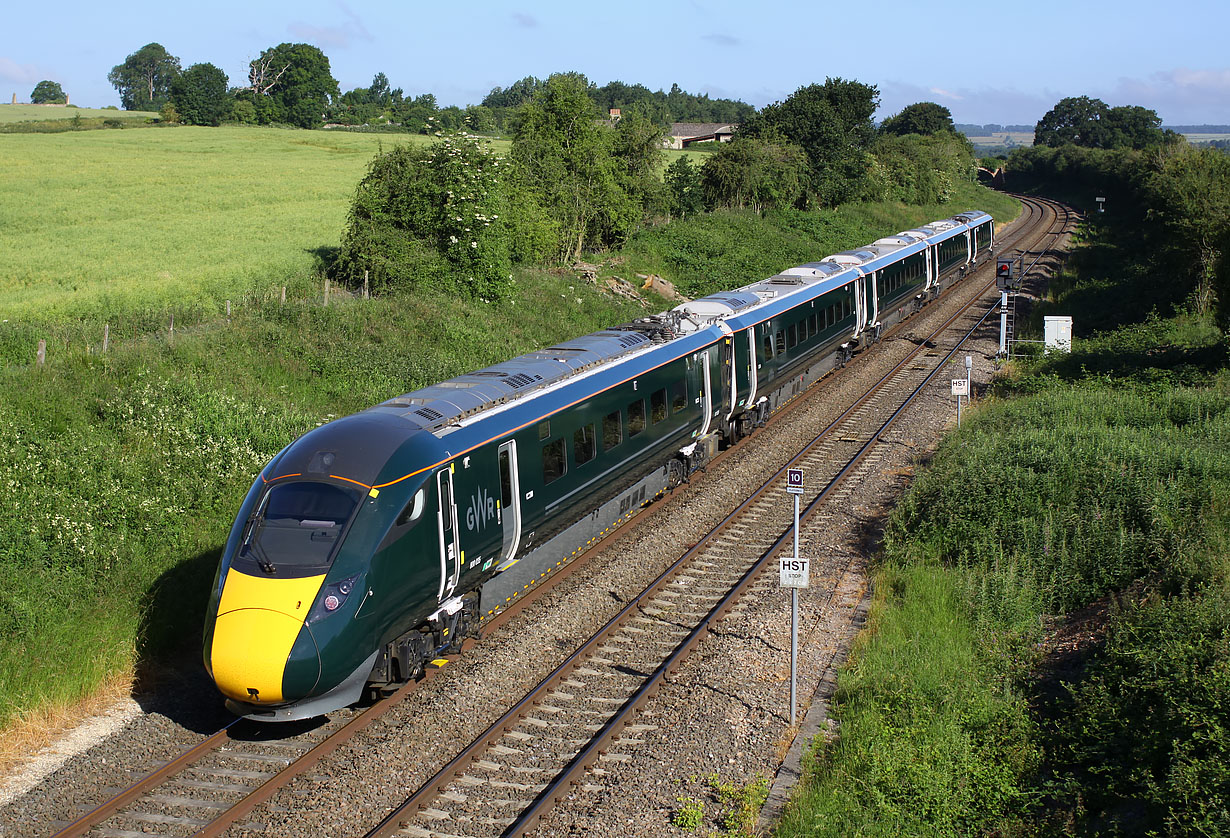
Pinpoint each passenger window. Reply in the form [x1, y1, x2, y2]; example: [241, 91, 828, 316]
[799, 318, 808, 342]
[439, 478, 453, 532]
[538, 421, 550, 441]
[763, 333, 774, 359]
[809, 313, 818, 335]
[775, 331, 785, 356]
[395, 487, 426, 527]
[498, 449, 513, 508]
[574, 424, 596, 466]
[651, 389, 667, 424]
[603, 410, 622, 451]
[787, 324, 797, 349]
[628, 399, 646, 436]
[542, 439, 565, 484]
[671, 379, 687, 414]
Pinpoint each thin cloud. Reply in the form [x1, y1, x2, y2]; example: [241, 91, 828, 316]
[512, 12, 538, 28]
[0, 57, 45, 85]
[1110, 67, 1230, 123]
[288, 2, 373, 50]
[702, 33, 740, 47]
[928, 87, 964, 102]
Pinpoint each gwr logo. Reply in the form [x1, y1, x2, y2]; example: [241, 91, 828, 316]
[466, 487, 497, 532]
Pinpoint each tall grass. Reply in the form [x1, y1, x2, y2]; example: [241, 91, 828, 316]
[0, 275, 648, 726]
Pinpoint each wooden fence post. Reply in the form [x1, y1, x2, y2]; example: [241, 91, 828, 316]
[324, 277, 330, 307]
[364, 270, 369, 300]
[169, 314, 174, 340]
[281, 285, 287, 305]
[103, 324, 109, 353]
[37, 340, 46, 367]
[226, 299, 232, 322]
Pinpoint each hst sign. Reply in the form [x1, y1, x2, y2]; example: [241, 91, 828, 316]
[780, 557, 810, 588]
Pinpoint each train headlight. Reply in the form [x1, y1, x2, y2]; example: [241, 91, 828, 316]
[307, 575, 359, 624]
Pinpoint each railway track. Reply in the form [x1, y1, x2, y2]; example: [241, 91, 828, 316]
[42, 196, 1072, 838]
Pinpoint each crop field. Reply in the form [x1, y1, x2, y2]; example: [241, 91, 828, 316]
[0, 126, 436, 325]
[964, 130, 1034, 151]
[0, 104, 157, 123]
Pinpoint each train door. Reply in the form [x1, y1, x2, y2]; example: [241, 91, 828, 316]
[435, 466, 461, 602]
[869, 271, 881, 328]
[746, 328, 759, 406]
[496, 441, 521, 568]
[698, 348, 714, 438]
[720, 337, 734, 421]
[924, 246, 934, 290]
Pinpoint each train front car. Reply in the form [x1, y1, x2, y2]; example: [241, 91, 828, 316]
[203, 409, 447, 721]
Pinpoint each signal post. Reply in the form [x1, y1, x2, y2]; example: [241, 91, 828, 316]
[781, 468, 809, 725]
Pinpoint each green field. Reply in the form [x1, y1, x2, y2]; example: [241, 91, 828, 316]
[0, 126, 441, 325]
[0, 104, 157, 123]
[965, 130, 1034, 151]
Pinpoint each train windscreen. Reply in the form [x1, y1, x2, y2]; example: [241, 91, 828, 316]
[242, 481, 360, 570]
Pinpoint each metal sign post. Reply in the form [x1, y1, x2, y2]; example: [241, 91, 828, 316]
[951, 377, 969, 426]
[782, 468, 807, 725]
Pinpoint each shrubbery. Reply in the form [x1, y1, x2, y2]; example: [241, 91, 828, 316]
[336, 133, 514, 299]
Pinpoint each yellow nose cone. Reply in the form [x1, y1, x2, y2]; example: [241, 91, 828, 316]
[209, 570, 325, 704]
[211, 608, 316, 703]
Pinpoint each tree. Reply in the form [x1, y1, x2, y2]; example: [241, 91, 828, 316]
[880, 102, 954, 137]
[740, 78, 879, 206]
[244, 43, 338, 128]
[1143, 146, 1230, 314]
[336, 134, 513, 299]
[511, 72, 634, 262]
[1102, 105, 1167, 150]
[30, 80, 67, 104]
[108, 43, 181, 111]
[169, 63, 229, 126]
[700, 137, 809, 213]
[1035, 97, 1170, 150]
[1034, 96, 1111, 148]
[665, 157, 703, 219]
[611, 104, 668, 216]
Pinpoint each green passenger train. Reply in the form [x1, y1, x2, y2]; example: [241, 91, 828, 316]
[203, 211, 994, 720]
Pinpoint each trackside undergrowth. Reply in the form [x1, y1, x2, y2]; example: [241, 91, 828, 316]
[775, 230, 1230, 835]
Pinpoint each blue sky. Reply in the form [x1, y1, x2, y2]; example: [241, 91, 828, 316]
[3, 0, 1227, 125]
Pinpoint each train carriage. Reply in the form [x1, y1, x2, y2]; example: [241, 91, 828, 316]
[204, 211, 994, 721]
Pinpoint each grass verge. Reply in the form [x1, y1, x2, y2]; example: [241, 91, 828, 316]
[776, 226, 1230, 836]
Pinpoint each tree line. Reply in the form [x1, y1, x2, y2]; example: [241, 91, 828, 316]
[333, 72, 979, 300]
[101, 42, 759, 133]
[1005, 101, 1230, 330]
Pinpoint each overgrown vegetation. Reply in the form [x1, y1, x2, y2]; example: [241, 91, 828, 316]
[778, 136, 1230, 835]
[334, 75, 985, 300]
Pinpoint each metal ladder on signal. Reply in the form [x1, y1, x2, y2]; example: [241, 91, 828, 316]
[1003, 292, 1017, 356]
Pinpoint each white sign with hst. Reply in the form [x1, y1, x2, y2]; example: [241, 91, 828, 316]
[780, 556, 810, 588]
[951, 378, 970, 396]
